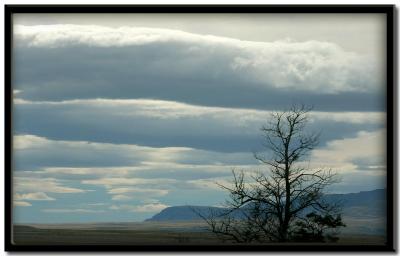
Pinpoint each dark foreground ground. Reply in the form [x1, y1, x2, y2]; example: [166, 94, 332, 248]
[12, 221, 386, 246]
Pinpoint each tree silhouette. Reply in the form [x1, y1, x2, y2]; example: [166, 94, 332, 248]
[201, 105, 345, 243]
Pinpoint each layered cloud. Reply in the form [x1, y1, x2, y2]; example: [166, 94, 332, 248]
[12, 130, 386, 216]
[13, 131, 386, 197]
[14, 201, 32, 207]
[14, 177, 86, 194]
[15, 192, 55, 201]
[110, 202, 169, 213]
[13, 25, 385, 111]
[108, 187, 169, 200]
[13, 99, 385, 153]
[11, 24, 387, 222]
[42, 209, 105, 213]
[13, 176, 86, 209]
[13, 133, 257, 170]
[312, 129, 386, 172]
[14, 98, 384, 124]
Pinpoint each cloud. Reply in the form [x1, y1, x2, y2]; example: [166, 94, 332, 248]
[134, 203, 169, 213]
[186, 177, 233, 190]
[87, 203, 107, 206]
[14, 177, 86, 194]
[310, 111, 385, 125]
[24, 163, 250, 180]
[13, 99, 385, 153]
[108, 187, 169, 202]
[12, 133, 259, 171]
[81, 177, 177, 188]
[108, 187, 168, 197]
[14, 192, 55, 201]
[13, 25, 384, 111]
[13, 134, 199, 169]
[87, 203, 107, 207]
[11, 129, 386, 222]
[13, 134, 50, 150]
[14, 25, 223, 48]
[42, 208, 105, 213]
[185, 130, 387, 191]
[15, 98, 385, 124]
[14, 201, 32, 207]
[110, 202, 169, 213]
[11, 23, 387, 224]
[111, 195, 132, 201]
[312, 129, 386, 173]
[13, 130, 386, 199]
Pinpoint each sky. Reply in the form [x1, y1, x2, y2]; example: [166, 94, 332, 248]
[12, 13, 387, 223]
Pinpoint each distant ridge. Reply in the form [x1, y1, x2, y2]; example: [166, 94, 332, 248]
[145, 205, 225, 222]
[146, 189, 386, 222]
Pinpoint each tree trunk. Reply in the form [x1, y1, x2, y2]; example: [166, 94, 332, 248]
[282, 137, 291, 242]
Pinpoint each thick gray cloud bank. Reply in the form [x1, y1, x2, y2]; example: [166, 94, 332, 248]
[13, 25, 385, 111]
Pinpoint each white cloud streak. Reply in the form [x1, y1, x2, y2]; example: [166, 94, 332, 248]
[14, 98, 385, 125]
[110, 203, 169, 213]
[14, 177, 86, 194]
[42, 208, 105, 213]
[14, 201, 32, 207]
[81, 177, 176, 187]
[111, 195, 132, 201]
[312, 129, 386, 173]
[14, 192, 55, 201]
[108, 187, 168, 196]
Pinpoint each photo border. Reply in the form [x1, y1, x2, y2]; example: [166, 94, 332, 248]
[4, 4, 395, 252]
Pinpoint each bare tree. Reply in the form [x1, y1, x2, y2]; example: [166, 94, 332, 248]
[201, 105, 345, 243]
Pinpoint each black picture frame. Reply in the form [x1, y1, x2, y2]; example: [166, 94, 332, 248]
[4, 4, 395, 252]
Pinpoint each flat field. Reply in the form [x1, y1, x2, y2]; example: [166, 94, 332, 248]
[12, 221, 386, 246]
